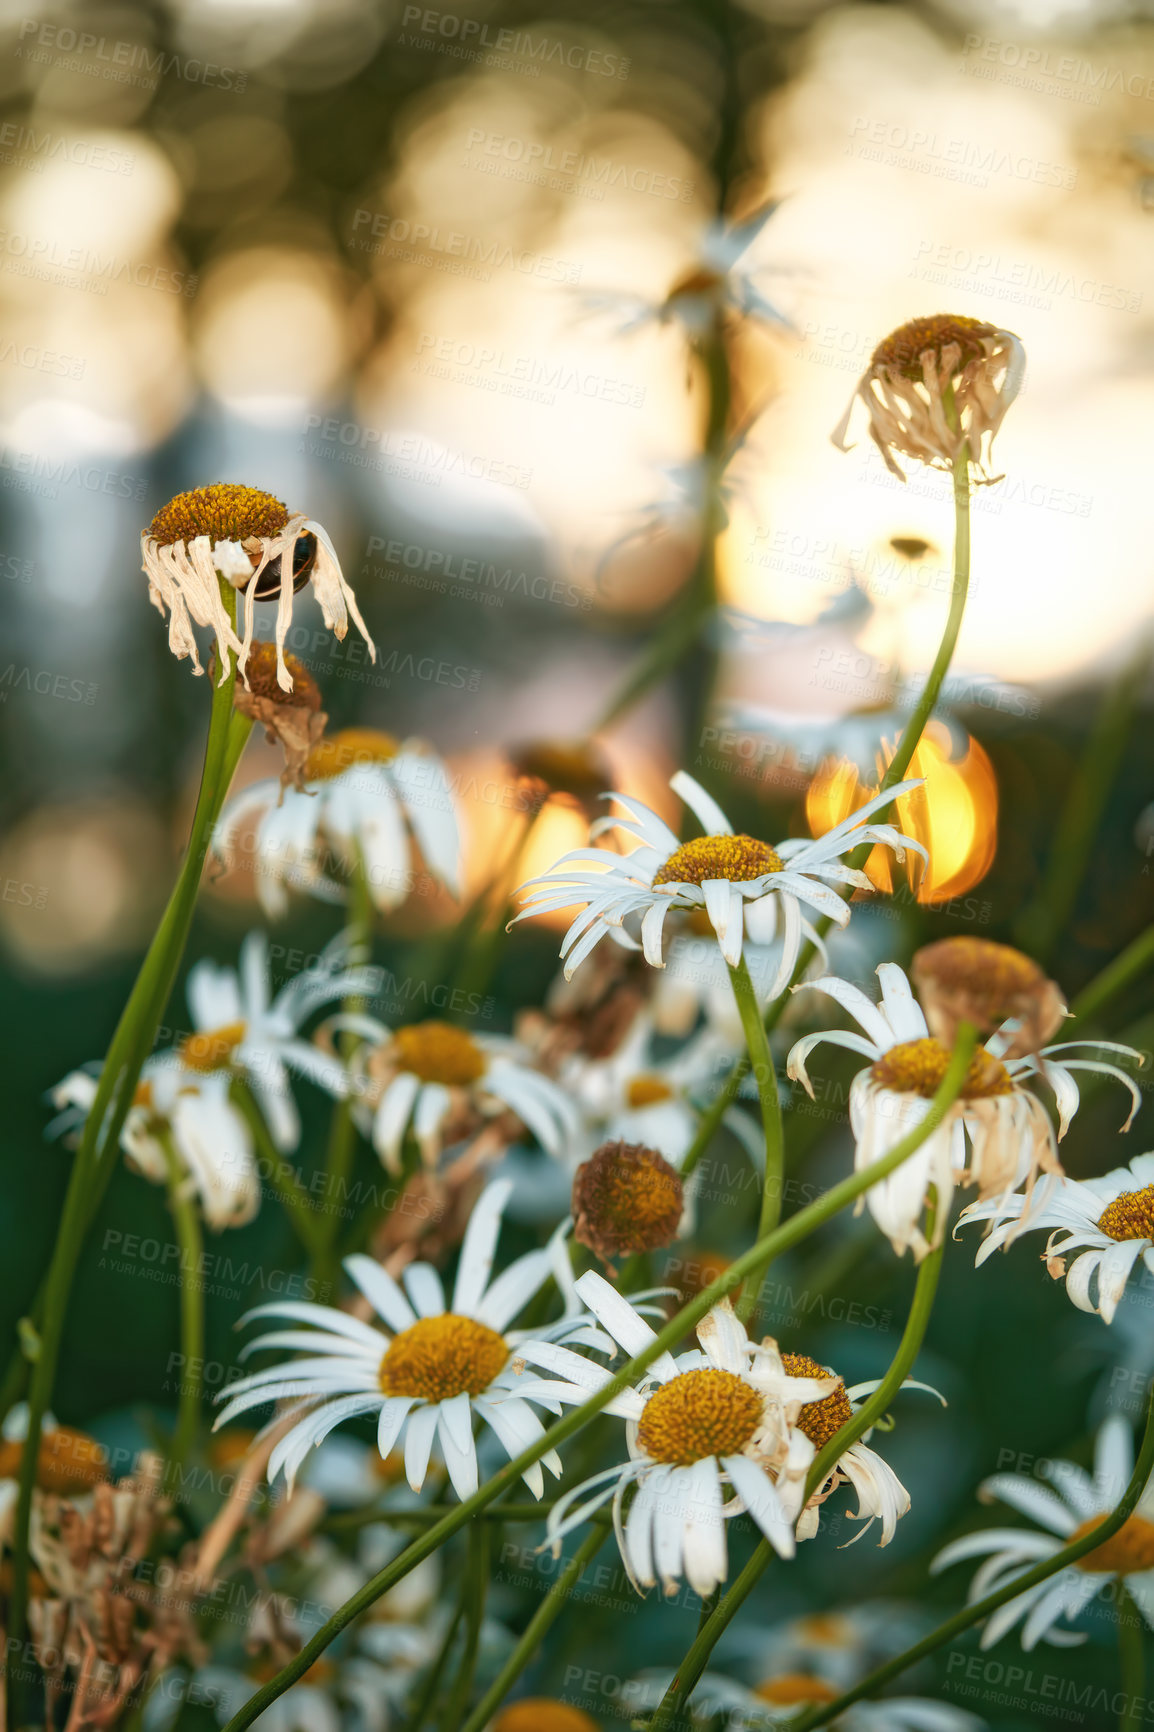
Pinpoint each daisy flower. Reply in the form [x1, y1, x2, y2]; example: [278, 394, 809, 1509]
[214, 1178, 593, 1500]
[630, 1667, 982, 1730]
[349, 1017, 580, 1173]
[958, 1151, 1154, 1324]
[776, 1350, 920, 1547]
[582, 204, 794, 341]
[833, 313, 1025, 482]
[787, 963, 1142, 1260]
[142, 484, 374, 692]
[512, 1276, 838, 1597]
[932, 1414, 1154, 1649]
[50, 932, 370, 1226]
[214, 727, 461, 919]
[516, 770, 923, 992]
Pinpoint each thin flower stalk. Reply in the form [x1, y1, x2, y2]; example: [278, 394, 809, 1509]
[647, 1188, 951, 1731]
[312, 846, 374, 1288]
[229, 1077, 323, 1255]
[1072, 922, 1154, 1026]
[160, 1128, 206, 1475]
[7, 582, 253, 1666]
[460, 1522, 609, 1732]
[725, 954, 785, 1324]
[217, 1027, 979, 1732]
[786, 1382, 1154, 1732]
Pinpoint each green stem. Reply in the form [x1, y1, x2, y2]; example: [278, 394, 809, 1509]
[650, 1194, 947, 1729]
[219, 1027, 977, 1732]
[7, 589, 250, 1670]
[1015, 635, 1152, 965]
[460, 1521, 608, 1732]
[229, 1079, 322, 1256]
[788, 1383, 1154, 1732]
[403, 1596, 466, 1732]
[1072, 922, 1154, 1025]
[677, 432, 974, 1178]
[726, 955, 784, 1325]
[159, 1130, 204, 1476]
[436, 1519, 489, 1732]
[312, 849, 374, 1289]
[1119, 1584, 1146, 1732]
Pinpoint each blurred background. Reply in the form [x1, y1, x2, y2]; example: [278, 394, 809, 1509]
[1, 0, 1153, 1723]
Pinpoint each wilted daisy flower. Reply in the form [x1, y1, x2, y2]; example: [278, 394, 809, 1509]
[142, 483, 374, 691]
[349, 1018, 580, 1172]
[516, 770, 923, 991]
[959, 1151, 1154, 1324]
[571, 1140, 685, 1270]
[215, 1179, 595, 1499]
[777, 1351, 919, 1547]
[787, 963, 1141, 1261]
[214, 727, 461, 918]
[515, 1277, 837, 1597]
[932, 1414, 1154, 1648]
[833, 313, 1025, 481]
[50, 933, 368, 1226]
[912, 937, 1066, 1059]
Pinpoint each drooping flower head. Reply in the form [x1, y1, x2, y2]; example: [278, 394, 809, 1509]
[833, 314, 1025, 481]
[214, 727, 460, 918]
[571, 1140, 684, 1270]
[142, 483, 375, 692]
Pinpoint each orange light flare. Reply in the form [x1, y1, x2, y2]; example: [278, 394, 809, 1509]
[804, 721, 998, 905]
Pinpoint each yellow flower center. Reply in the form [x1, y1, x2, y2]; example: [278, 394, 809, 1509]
[1071, 1513, 1154, 1576]
[1097, 1185, 1154, 1244]
[637, 1367, 763, 1466]
[755, 1674, 841, 1706]
[179, 1020, 247, 1073]
[305, 726, 401, 781]
[871, 314, 997, 382]
[379, 1314, 508, 1401]
[625, 1073, 674, 1108]
[571, 1140, 684, 1264]
[653, 835, 783, 887]
[781, 1353, 854, 1449]
[391, 1022, 487, 1086]
[242, 641, 321, 710]
[492, 1704, 600, 1732]
[148, 484, 289, 547]
[869, 1036, 1013, 1101]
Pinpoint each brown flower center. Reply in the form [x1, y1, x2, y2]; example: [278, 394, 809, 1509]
[379, 1314, 508, 1401]
[755, 1674, 841, 1707]
[625, 1073, 674, 1108]
[1097, 1185, 1154, 1244]
[179, 1020, 247, 1074]
[637, 1367, 763, 1466]
[242, 642, 321, 710]
[871, 314, 997, 382]
[391, 1022, 487, 1087]
[1071, 1513, 1154, 1576]
[654, 835, 783, 887]
[492, 1704, 600, 1732]
[305, 726, 400, 781]
[510, 740, 609, 807]
[781, 1353, 854, 1448]
[572, 1140, 684, 1264]
[148, 484, 289, 548]
[870, 1036, 1013, 1100]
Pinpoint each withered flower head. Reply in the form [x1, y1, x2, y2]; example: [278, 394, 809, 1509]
[232, 640, 327, 792]
[571, 1139, 683, 1269]
[142, 482, 375, 693]
[509, 738, 613, 820]
[0, 1423, 107, 1497]
[833, 314, 1025, 482]
[911, 936, 1067, 1058]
